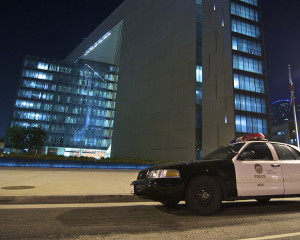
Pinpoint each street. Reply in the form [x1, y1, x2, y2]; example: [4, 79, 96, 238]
[1, 199, 300, 240]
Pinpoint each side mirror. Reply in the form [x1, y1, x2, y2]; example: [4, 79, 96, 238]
[238, 150, 255, 160]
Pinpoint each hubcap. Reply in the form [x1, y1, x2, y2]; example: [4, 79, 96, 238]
[200, 190, 210, 200]
[194, 184, 212, 205]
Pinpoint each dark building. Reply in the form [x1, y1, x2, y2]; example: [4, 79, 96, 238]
[271, 99, 300, 145]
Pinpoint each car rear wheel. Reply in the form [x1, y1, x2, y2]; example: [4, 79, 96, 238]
[255, 198, 271, 205]
[185, 176, 223, 215]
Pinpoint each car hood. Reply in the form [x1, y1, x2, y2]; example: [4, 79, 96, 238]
[145, 159, 227, 171]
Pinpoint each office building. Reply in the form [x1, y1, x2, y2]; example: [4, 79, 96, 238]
[271, 99, 300, 145]
[67, 0, 270, 160]
[202, 0, 270, 155]
[9, 56, 117, 157]
[10, 0, 270, 160]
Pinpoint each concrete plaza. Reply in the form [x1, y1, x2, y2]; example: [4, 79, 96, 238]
[0, 167, 141, 204]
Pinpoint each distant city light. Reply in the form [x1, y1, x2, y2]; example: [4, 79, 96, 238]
[84, 32, 111, 56]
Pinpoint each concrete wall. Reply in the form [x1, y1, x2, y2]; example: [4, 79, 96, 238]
[113, 0, 196, 161]
[202, 0, 235, 156]
[68, 0, 197, 161]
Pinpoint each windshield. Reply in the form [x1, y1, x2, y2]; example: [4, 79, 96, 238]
[203, 143, 245, 160]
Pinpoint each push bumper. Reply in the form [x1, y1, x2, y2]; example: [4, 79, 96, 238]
[131, 178, 184, 202]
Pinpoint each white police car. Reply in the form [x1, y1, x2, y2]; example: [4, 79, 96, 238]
[131, 133, 300, 215]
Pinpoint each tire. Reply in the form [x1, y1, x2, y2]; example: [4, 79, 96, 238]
[160, 200, 180, 207]
[255, 198, 271, 205]
[185, 176, 223, 215]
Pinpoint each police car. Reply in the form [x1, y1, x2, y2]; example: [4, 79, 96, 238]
[130, 133, 300, 215]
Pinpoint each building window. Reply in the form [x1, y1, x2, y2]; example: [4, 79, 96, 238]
[231, 2, 259, 22]
[232, 36, 262, 56]
[233, 54, 263, 74]
[234, 74, 265, 93]
[236, 115, 268, 134]
[231, 19, 260, 38]
[22, 70, 53, 81]
[235, 94, 266, 113]
[37, 62, 49, 70]
[23, 80, 49, 90]
[196, 65, 202, 82]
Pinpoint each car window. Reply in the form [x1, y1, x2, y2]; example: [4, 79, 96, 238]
[238, 142, 273, 160]
[203, 143, 245, 160]
[286, 146, 300, 160]
[271, 143, 295, 160]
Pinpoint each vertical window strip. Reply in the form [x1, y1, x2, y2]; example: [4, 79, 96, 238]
[196, 65, 203, 82]
[222, 8, 225, 26]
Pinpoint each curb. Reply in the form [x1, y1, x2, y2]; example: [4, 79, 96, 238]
[0, 195, 151, 205]
[0, 158, 154, 170]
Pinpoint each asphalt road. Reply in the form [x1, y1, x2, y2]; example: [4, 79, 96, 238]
[1, 199, 300, 240]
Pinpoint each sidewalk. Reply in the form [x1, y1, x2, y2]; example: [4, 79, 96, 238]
[0, 167, 147, 204]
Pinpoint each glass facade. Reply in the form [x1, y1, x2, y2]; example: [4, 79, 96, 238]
[196, 0, 203, 159]
[231, 0, 269, 136]
[235, 115, 268, 134]
[231, 2, 259, 22]
[231, 19, 260, 38]
[232, 36, 262, 56]
[233, 54, 263, 74]
[10, 56, 118, 157]
[233, 73, 265, 93]
[235, 94, 266, 113]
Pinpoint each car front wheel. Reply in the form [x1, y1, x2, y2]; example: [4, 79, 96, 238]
[185, 176, 223, 215]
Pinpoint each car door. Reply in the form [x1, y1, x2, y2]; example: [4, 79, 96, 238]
[270, 143, 300, 195]
[233, 142, 284, 197]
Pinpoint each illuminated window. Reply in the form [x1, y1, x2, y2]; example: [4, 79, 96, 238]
[232, 36, 262, 56]
[22, 70, 53, 80]
[236, 115, 268, 134]
[234, 74, 265, 93]
[37, 62, 49, 70]
[235, 94, 266, 113]
[231, 2, 259, 22]
[196, 65, 202, 82]
[231, 19, 260, 38]
[84, 32, 111, 56]
[233, 54, 263, 74]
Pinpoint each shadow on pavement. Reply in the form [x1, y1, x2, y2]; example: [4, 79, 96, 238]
[55, 199, 300, 235]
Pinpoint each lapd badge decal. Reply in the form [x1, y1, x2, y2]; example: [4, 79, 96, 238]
[254, 164, 263, 174]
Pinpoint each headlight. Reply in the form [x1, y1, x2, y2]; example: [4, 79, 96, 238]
[147, 169, 180, 179]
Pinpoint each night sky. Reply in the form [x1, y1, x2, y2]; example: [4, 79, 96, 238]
[0, 0, 300, 138]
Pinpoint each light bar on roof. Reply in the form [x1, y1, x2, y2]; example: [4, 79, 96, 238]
[84, 32, 111, 56]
